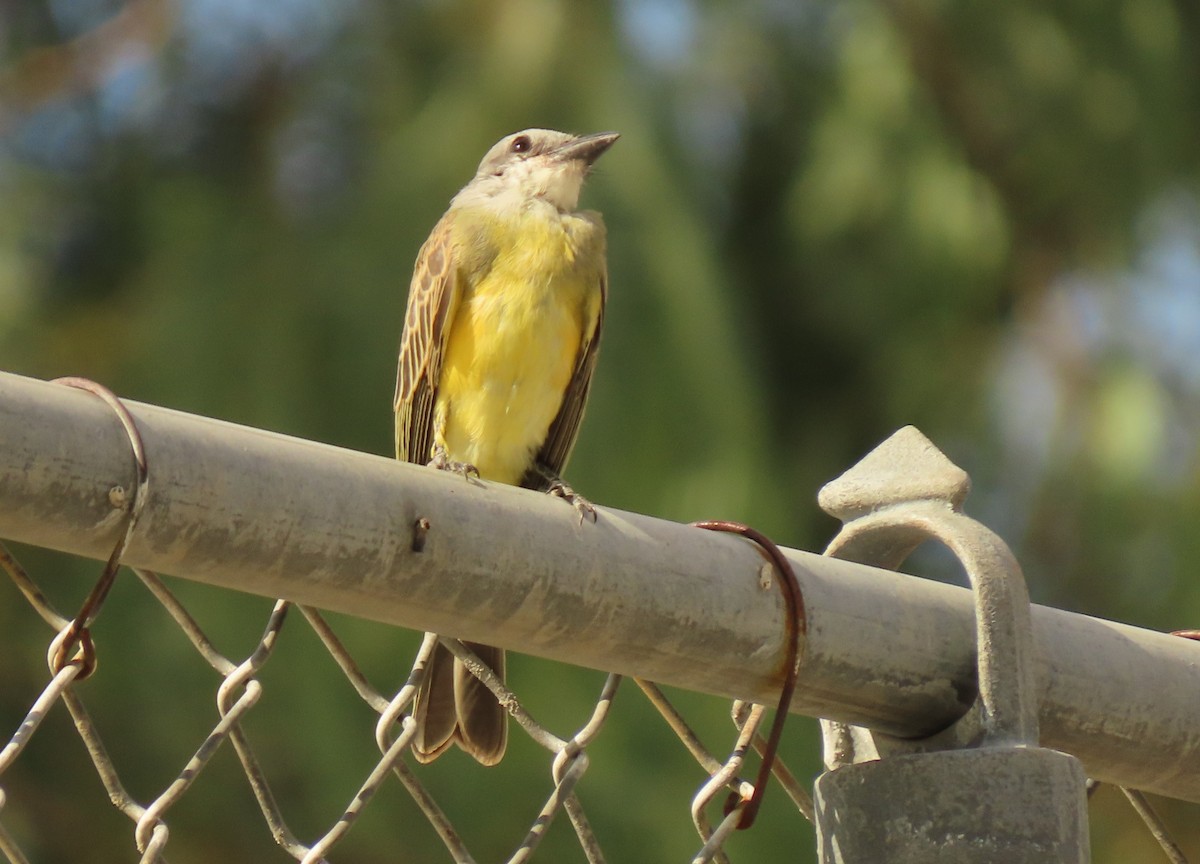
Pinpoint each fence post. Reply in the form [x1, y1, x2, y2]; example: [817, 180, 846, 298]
[812, 427, 1090, 862]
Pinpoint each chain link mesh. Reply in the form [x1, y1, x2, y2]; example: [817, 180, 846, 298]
[0, 540, 814, 863]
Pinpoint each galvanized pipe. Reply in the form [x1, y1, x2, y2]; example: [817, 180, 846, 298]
[0, 371, 1198, 801]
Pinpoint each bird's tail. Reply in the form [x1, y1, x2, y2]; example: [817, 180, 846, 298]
[412, 639, 507, 766]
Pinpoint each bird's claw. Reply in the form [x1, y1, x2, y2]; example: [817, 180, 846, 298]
[547, 480, 598, 524]
[428, 448, 481, 481]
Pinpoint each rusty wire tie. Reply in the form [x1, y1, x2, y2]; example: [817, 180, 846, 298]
[46, 377, 149, 679]
[690, 520, 803, 831]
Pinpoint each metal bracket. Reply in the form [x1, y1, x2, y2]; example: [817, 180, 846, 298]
[818, 425, 1038, 760]
[812, 427, 1089, 864]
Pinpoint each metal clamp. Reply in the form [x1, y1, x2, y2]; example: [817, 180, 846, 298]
[819, 425, 1036, 754]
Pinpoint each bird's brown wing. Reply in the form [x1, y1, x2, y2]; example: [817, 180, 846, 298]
[395, 215, 460, 464]
[398, 214, 509, 766]
[525, 269, 607, 487]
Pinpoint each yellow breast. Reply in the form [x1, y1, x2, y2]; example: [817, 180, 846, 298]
[436, 209, 603, 485]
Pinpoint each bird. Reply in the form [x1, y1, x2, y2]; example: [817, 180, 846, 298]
[394, 128, 618, 765]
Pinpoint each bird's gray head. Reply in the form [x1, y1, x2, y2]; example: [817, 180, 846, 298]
[457, 128, 619, 213]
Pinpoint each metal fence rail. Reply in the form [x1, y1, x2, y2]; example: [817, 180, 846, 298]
[0, 371, 1198, 797]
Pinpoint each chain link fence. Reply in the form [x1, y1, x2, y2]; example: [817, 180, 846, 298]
[0, 377, 1197, 863]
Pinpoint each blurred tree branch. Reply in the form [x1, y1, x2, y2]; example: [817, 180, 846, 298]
[0, 0, 171, 131]
[881, 0, 1068, 302]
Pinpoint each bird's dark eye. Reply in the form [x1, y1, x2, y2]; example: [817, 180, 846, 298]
[511, 135, 532, 154]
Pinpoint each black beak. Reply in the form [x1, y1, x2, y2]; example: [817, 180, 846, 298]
[554, 131, 620, 165]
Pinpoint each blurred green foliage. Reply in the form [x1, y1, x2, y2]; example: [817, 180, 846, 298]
[1, 0, 1199, 860]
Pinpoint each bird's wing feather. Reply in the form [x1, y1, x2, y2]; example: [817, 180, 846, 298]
[526, 268, 606, 486]
[395, 216, 460, 464]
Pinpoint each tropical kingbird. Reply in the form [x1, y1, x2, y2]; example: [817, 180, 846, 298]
[394, 128, 619, 765]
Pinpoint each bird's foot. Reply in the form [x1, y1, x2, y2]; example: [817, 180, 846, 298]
[429, 446, 481, 482]
[546, 478, 598, 524]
